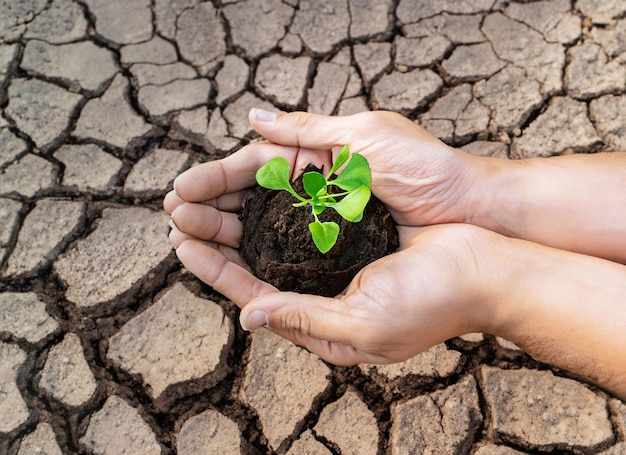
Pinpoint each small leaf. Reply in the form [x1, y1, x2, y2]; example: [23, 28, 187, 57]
[256, 157, 292, 191]
[309, 221, 340, 253]
[326, 144, 350, 178]
[332, 153, 372, 191]
[303, 171, 327, 198]
[332, 185, 371, 222]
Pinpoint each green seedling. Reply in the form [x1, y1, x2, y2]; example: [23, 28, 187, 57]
[256, 145, 372, 253]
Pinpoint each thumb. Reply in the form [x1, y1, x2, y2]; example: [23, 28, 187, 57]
[248, 108, 360, 151]
[240, 291, 359, 346]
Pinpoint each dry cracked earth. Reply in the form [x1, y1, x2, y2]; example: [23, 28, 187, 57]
[1, 0, 626, 454]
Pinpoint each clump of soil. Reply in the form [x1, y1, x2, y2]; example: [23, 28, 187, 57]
[239, 165, 399, 297]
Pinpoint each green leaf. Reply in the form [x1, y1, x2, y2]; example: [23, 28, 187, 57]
[256, 157, 293, 191]
[303, 171, 327, 198]
[326, 144, 350, 178]
[331, 153, 372, 191]
[332, 185, 371, 222]
[309, 221, 340, 253]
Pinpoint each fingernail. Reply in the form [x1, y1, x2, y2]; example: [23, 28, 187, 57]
[241, 310, 269, 331]
[251, 108, 276, 124]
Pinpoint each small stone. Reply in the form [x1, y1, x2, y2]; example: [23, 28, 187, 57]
[175, 2, 225, 72]
[54, 207, 171, 307]
[482, 366, 614, 448]
[241, 330, 331, 451]
[55, 144, 123, 192]
[80, 395, 161, 455]
[125, 148, 188, 193]
[354, 42, 392, 85]
[361, 343, 460, 379]
[475, 65, 543, 131]
[176, 410, 242, 455]
[314, 389, 379, 455]
[0, 154, 56, 198]
[349, 0, 392, 39]
[21, 40, 118, 92]
[442, 43, 506, 81]
[17, 423, 63, 455]
[513, 97, 602, 158]
[291, 0, 350, 55]
[0, 342, 29, 433]
[74, 74, 154, 149]
[120, 35, 177, 65]
[308, 62, 350, 115]
[390, 375, 482, 454]
[83, 0, 152, 44]
[108, 283, 233, 401]
[4, 199, 85, 277]
[482, 12, 565, 95]
[0, 292, 59, 343]
[0, 199, 21, 246]
[224, 0, 293, 58]
[130, 62, 197, 87]
[565, 42, 626, 100]
[255, 54, 312, 108]
[286, 430, 332, 455]
[137, 78, 211, 118]
[6, 78, 82, 150]
[372, 69, 442, 113]
[215, 55, 249, 105]
[39, 333, 97, 407]
[222, 92, 276, 139]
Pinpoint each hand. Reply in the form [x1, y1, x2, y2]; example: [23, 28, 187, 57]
[165, 109, 487, 230]
[172, 223, 494, 366]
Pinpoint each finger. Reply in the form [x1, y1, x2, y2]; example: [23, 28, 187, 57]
[205, 190, 248, 212]
[249, 108, 365, 150]
[176, 240, 276, 307]
[174, 142, 299, 202]
[169, 225, 196, 249]
[172, 203, 242, 248]
[163, 190, 184, 213]
[240, 292, 389, 365]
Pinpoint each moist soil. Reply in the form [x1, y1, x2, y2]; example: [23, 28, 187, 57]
[239, 165, 400, 297]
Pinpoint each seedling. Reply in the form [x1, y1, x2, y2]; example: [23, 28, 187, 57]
[255, 145, 372, 253]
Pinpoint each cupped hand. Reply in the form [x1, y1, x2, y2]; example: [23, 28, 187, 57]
[164, 109, 487, 229]
[171, 223, 494, 366]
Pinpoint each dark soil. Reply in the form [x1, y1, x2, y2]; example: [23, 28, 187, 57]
[239, 166, 400, 297]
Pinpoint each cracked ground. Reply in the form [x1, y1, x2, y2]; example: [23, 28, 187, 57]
[1, 0, 626, 453]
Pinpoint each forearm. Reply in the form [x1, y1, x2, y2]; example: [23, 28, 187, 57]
[480, 235, 626, 399]
[465, 152, 626, 262]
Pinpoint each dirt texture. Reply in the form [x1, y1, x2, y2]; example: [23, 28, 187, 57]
[240, 166, 399, 296]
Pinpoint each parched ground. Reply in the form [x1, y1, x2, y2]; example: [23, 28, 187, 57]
[1, 0, 626, 454]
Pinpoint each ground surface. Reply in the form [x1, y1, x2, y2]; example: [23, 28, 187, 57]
[1, 0, 625, 454]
